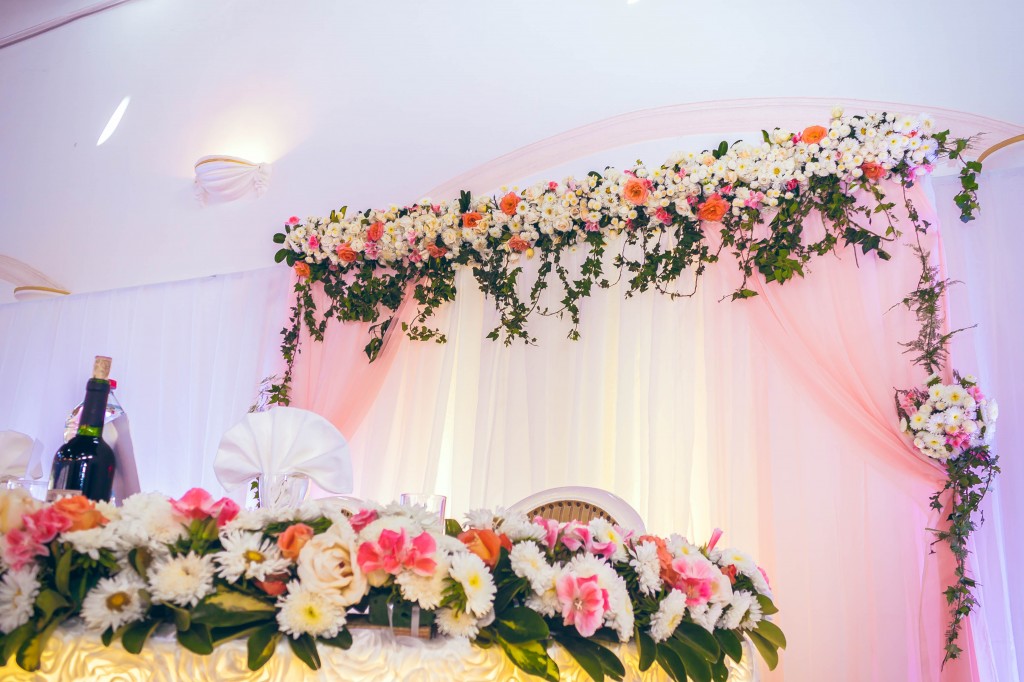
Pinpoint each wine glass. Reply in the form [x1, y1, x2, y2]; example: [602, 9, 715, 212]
[4, 477, 48, 501]
[258, 473, 309, 509]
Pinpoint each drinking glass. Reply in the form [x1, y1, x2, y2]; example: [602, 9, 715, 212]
[4, 477, 48, 501]
[258, 473, 310, 509]
[399, 493, 447, 525]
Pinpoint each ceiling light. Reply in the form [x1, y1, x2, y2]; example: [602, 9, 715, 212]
[96, 96, 130, 146]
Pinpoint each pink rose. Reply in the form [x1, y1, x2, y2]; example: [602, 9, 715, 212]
[286, 216, 300, 227]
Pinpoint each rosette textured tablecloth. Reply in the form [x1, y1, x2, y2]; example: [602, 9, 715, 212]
[0, 623, 756, 681]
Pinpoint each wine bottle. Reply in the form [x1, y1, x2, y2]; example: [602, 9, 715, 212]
[49, 356, 117, 502]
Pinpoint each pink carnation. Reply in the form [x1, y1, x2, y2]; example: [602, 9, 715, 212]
[286, 216, 300, 227]
[171, 488, 239, 527]
[668, 556, 720, 607]
[3, 527, 48, 570]
[356, 528, 437, 577]
[556, 573, 608, 638]
[24, 506, 73, 544]
[349, 508, 378, 533]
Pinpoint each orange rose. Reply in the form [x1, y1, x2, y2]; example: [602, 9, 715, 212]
[860, 162, 887, 181]
[622, 177, 650, 206]
[499, 192, 521, 216]
[336, 243, 358, 263]
[801, 125, 827, 144]
[458, 529, 504, 568]
[426, 244, 447, 259]
[293, 262, 311, 279]
[278, 522, 314, 561]
[254, 571, 291, 597]
[367, 221, 384, 241]
[462, 212, 483, 229]
[508, 236, 530, 252]
[52, 495, 107, 532]
[697, 194, 729, 222]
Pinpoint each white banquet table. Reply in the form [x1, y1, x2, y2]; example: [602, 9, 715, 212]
[0, 623, 757, 681]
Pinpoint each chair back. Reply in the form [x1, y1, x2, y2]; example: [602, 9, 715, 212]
[509, 486, 646, 533]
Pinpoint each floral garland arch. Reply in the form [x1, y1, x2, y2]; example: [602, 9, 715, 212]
[267, 108, 993, 665]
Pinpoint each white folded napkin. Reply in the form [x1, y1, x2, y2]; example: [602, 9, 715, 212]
[0, 431, 33, 478]
[213, 407, 353, 494]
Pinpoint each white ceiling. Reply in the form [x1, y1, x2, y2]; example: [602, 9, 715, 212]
[0, 0, 1022, 303]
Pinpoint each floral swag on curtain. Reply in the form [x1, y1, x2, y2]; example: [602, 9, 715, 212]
[269, 109, 996, 671]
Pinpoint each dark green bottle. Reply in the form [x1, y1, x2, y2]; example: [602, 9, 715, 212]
[49, 356, 116, 502]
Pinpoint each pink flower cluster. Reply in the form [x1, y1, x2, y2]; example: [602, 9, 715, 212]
[3, 506, 73, 570]
[532, 517, 632, 560]
[357, 528, 437, 577]
[556, 573, 609, 637]
[171, 488, 239, 527]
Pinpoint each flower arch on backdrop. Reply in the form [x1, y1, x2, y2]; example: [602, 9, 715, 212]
[268, 108, 997, 675]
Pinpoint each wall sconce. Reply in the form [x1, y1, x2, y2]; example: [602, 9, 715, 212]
[193, 155, 271, 206]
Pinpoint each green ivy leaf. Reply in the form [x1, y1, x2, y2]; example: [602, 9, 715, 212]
[177, 623, 214, 656]
[553, 633, 605, 682]
[498, 637, 559, 682]
[192, 589, 276, 627]
[715, 629, 743, 663]
[748, 630, 779, 670]
[635, 627, 656, 672]
[247, 623, 281, 672]
[319, 629, 353, 650]
[35, 589, 70, 622]
[16, 617, 63, 672]
[288, 633, 322, 670]
[122, 619, 161, 654]
[755, 620, 787, 649]
[494, 607, 550, 644]
[675, 621, 721, 662]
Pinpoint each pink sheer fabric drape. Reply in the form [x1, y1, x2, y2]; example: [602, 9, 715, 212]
[727, 181, 978, 681]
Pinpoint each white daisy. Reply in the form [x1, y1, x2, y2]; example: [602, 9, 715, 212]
[0, 565, 40, 634]
[148, 553, 215, 607]
[215, 530, 291, 583]
[909, 412, 928, 430]
[396, 554, 450, 610]
[629, 541, 663, 596]
[435, 607, 481, 639]
[649, 589, 687, 642]
[448, 552, 496, 618]
[81, 571, 148, 631]
[276, 582, 347, 639]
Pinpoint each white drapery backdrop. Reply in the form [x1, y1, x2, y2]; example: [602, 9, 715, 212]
[0, 267, 291, 496]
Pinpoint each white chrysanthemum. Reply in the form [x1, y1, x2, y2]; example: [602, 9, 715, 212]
[117, 493, 188, 550]
[81, 571, 147, 631]
[148, 553, 215, 607]
[719, 590, 762, 630]
[689, 601, 725, 632]
[509, 541, 550, 590]
[944, 406, 966, 427]
[630, 541, 663, 596]
[497, 512, 545, 543]
[0, 566, 40, 634]
[214, 530, 291, 583]
[63, 524, 126, 560]
[524, 567, 561, 617]
[276, 582, 347, 639]
[435, 607, 481, 639]
[464, 508, 496, 530]
[649, 589, 687, 642]
[909, 412, 928, 430]
[448, 552, 496, 617]
[397, 554, 450, 610]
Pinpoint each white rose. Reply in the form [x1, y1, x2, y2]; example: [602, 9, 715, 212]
[0, 489, 39, 533]
[296, 525, 368, 607]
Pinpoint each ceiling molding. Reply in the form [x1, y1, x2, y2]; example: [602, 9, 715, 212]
[423, 97, 1024, 199]
[0, 0, 138, 50]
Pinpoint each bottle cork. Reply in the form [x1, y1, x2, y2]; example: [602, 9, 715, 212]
[92, 356, 112, 380]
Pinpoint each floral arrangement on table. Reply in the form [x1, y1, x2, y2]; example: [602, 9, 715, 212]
[0, 489, 784, 681]
[268, 108, 980, 403]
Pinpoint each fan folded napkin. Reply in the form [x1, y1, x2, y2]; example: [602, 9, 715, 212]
[213, 407, 353, 494]
[0, 431, 33, 478]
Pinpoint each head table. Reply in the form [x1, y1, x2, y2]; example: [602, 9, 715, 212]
[0, 622, 756, 681]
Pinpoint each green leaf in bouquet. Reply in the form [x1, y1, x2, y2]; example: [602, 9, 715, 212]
[492, 578, 526, 615]
[747, 631, 779, 670]
[635, 626, 656, 672]
[1, 623, 33, 666]
[101, 627, 115, 647]
[55, 547, 72, 597]
[122, 619, 161, 654]
[273, 233, 286, 244]
[16, 617, 62, 672]
[755, 594, 779, 616]
[128, 548, 152, 580]
[655, 645, 687, 682]
[162, 603, 191, 632]
[177, 623, 214, 655]
[444, 518, 464, 536]
[494, 606, 550, 643]
[551, 632, 605, 682]
[674, 621, 720, 662]
[192, 588, 276, 627]
[590, 641, 626, 681]
[755, 620, 786, 649]
[288, 633, 322, 670]
[319, 629, 353, 650]
[711, 658, 730, 682]
[714, 629, 742, 663]
[665, 635, 712, 682]
[247, 623, 282, 671]
[498, 637, 559, 682]
[35, 589, 70, 622]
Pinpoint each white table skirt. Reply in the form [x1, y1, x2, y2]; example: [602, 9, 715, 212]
[0, 623, 757, 681]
